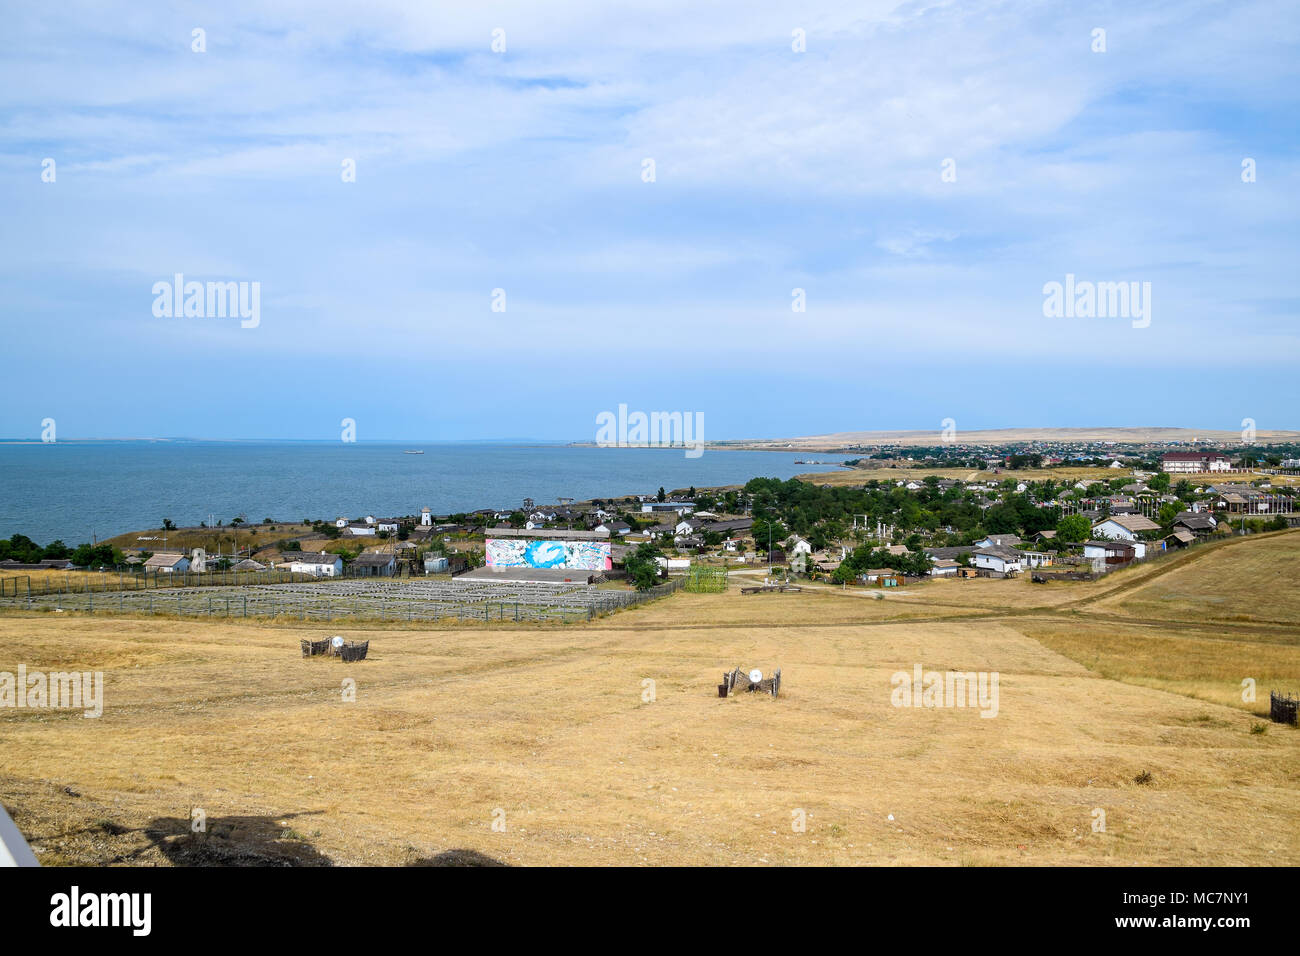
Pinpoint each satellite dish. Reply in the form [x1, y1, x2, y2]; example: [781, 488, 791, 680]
[331, 636, 344, 649]
[749, 669, 763, 684]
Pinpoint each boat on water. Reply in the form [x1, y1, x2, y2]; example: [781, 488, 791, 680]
[403, 449, 425, 455]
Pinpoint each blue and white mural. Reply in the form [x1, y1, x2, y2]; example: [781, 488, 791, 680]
[486, 538, 612, 571]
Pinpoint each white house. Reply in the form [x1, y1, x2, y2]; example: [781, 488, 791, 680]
[929, 558, 960, 577]
[675, 518, 705, 536]
[974, 534, 1021, 550]
[786, 537, 813, 557]
[345, 523, 377, 537]
[376, 519, 400, 534]
[1161, 451, 1232, 474]
[1092, 514, 1160, 542]
[972, 547, 1022, 575]
[1084, 539, 1147, 559]
[144, 552, 190, 574]
[1018, 550, 1053, 569]
[289, 552, 343, 577]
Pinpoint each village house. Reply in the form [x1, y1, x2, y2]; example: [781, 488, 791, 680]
[1161, 451, 1232, 473]
[1017, 549, 1053, 569]
[1083, 539, 1145, 569]
[785, 536, 813, 557]
[928, 558, 961, 577]
[143, 552, 190, 574]
[288, 551, 343, 577]
[974, 533, 1022, 550]
[352, 552, 397, 577]
[0, 557, 76, 571]
[860, 567, 899, 584]
[1173, 513, 1216, 536]
[972, 547, 1022, 576]
[1092, 514, 1160, 541]
[674, 516, 709, 537]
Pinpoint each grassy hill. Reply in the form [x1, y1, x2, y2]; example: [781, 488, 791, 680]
[1, 531, 1296, 866]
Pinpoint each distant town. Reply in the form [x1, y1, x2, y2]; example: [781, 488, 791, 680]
[3, 441, 1296, 592]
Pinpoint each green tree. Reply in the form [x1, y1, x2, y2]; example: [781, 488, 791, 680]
[1056, 514, 1091, 543]
[624, 542, 662, 590]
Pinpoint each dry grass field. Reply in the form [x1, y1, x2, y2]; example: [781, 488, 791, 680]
[799, 465, 1121, 487]
[1, 532, 1297, 866]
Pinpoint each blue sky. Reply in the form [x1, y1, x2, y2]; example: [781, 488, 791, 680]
[1, 0, 1296, 441]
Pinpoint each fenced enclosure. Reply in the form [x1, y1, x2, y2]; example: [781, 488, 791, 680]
[301, 637, 369, 660]
[682, 565, 728, 593]
[0, 568, 319, 599]
[0, 575, 684, 624]
[1270, 691, 1298, 725]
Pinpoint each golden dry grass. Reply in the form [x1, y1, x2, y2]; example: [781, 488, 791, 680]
[1089, 532, 1300, 626]
[2, 533, 1298, 867]
[799, 465, 1121, 487]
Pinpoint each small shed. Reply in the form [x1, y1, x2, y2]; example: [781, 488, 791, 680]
[352, 552, 397, 577]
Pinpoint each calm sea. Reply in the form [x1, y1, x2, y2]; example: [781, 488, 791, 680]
[0, 441, 846, 545]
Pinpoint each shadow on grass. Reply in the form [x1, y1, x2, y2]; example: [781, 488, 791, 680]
[407, 849, 509, 867]
[142, 811, 333, 866]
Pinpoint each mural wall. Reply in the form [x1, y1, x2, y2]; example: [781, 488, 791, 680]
[485, 538, 612, 571]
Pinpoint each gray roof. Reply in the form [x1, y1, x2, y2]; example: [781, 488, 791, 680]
[353, 552, 396, 566]
[974, 546, 1020, 561]
[702, 518, 753, 532]
[924, 546, 972, 560]
[290, 552, 342, 565]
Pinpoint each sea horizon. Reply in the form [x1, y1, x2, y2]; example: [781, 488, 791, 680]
[0, 440, 846, 545]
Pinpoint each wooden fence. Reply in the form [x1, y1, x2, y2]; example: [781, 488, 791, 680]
[0, 568, 320, 598]
[1270, 691, 1298, 726]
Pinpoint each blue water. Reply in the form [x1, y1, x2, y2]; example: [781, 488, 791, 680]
[0, 441, 846, 545]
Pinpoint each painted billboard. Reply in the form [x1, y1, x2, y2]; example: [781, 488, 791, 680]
[486, 538, 612, 571]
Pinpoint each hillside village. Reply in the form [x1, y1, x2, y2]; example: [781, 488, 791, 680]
[4, 449, 1294, 588]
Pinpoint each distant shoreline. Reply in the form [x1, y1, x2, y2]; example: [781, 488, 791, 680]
[5, 425, 1298, 448]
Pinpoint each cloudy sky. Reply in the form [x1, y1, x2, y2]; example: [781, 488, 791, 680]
[1, 0, 1296, 441]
